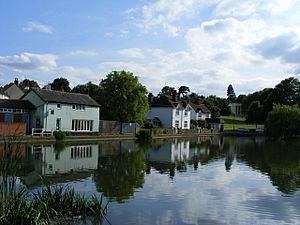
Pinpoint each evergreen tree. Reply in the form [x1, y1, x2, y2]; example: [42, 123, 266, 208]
[227, 84, 236, 103]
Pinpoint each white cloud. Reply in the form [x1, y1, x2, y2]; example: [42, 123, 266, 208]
[22, 21, 53, 34]
[118, 48, 145, 59]
[69, 50, 99, 57]
[0, 52, 57, 72]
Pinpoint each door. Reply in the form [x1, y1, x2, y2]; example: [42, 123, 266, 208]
[56, 118, 61, 130]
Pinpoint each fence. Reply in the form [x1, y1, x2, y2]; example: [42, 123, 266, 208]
[99, 120, 137, 135]
[0, 122, 26, 136]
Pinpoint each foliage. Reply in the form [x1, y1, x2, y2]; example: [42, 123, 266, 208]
[53, 131, 66, 140]
[136, 129, 152, 141]
[19, 79, 40, 89]
[204, 96, 220, 118]
[0, 138, 109, 225]
[178, 86, 190, 97]
[98, 71, 149, 123]
[190, 119, 207, 128]
[50, 77, 71, 92]
[160, 86, 175, 96]
[265, 104, 300, 139]
[72, 81, 101, 102]
[246, 101, 264, 127]
[227, 84, 236, 103]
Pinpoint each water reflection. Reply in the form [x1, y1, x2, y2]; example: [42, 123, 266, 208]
[4, 136, 300, 199]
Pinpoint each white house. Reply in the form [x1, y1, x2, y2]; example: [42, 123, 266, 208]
[229, 103, 242, 116]
[146, 95, 191, 129]
[189, 103, 211, 121]
[22, 88, 100, 132]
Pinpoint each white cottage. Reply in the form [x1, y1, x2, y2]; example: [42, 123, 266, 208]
[146, 95, 191, 129]
[22, 88, 100, 132]
[189, 103, 211, 121]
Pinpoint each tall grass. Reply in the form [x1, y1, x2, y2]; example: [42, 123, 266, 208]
[0, 137, 109, 225]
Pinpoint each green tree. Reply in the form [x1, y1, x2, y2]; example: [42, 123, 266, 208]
[178, 86, 190, 98]
[204, 95, 220, 118]
[19, 79, 40, 89]
[227, 84, 236, 103]
[72, 82, 100, 102]
[246, 101, 263, 128]
[160, 86, 175, 96]
[50, 77, 71, 92]
[99, 71, 148, 123]
[265, 104, 300, 139]
[217, 97, 231, 116]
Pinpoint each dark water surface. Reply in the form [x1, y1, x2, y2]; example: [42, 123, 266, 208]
[9, 137, 300, 224]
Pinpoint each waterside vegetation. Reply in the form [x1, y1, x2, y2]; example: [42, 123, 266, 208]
[0, 138, 109, 225]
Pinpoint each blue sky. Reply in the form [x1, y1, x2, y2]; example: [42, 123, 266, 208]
[1, 0, 300, 96]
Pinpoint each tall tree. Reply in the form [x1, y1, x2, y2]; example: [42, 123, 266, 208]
[204, 95, 220, 118]
[19, 79, 40, 89]
[72, 82, 100, 102]
[98, 71, 148, 123]
[227, 84, 236, 103]
[246, 101, 263, 128]
[160, 86, 175, 96]
[50, 77, 71, 92]
[178, 86, 190, 98]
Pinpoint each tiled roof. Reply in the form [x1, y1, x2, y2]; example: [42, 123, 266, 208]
[0, 99, 36, 110]
[189, 103, 211, 113]
[25, 89, 100, 107]
[150, 96, 183, 109]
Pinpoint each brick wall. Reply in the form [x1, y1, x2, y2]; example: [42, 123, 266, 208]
[0, 123, 26, 136]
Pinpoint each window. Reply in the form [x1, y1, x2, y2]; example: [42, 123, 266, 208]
[72, 104, 85, 111]
[72, 105, 76, 110]
[71, 119, 93, 131]
[57, 104, 61, 109]
[51, 110, 54, 115]
[184, 110, 188, 116]
[184, 121, 188, 128]
[175, 120, 180, 128]
[176, 110, 180, 116]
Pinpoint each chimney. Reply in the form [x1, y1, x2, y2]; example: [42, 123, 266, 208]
[148, 93, 154, 103]
[172, 90, 177, 102]
[14, 78, 19, 86]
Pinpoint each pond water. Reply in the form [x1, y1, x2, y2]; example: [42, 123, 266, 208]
[4, 136, 300, 225]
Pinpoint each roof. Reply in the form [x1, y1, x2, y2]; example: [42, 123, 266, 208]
[25, 89, 100, 107]
[150, 95, 184, 109]
[190, 103, 211, 113]
[0, 99, 36, 110]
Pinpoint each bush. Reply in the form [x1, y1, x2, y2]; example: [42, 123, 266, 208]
[265, 104, 300, 139]
[136, 129, 152, 141]
[53, 131, 66, 140]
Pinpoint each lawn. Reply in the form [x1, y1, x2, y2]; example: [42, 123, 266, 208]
[220, 116, 264, 131]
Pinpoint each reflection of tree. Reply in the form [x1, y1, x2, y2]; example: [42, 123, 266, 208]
[237, 139, 300, 194]
[94, 149, 146, 203]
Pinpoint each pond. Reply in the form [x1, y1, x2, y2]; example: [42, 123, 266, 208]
[3, 136, 300, 225]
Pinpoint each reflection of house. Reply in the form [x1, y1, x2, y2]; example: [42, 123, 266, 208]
[34, 144, 99, 175]
[0, 99, 36, 135]
[146, 93, 191, 129]
[22, 88, 100, 132]
[189, 103, 211, 121]
[229, 103, 242, 116]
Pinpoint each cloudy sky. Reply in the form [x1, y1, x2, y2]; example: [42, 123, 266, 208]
[1, 0, 300, 96]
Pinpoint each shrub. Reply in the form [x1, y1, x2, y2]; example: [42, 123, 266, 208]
[136, 129, 152, 141]
[265, 104, 300, 139]
[53, 131, 66, 140]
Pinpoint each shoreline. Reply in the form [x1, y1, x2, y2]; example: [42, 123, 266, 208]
[0, 132, 222, 144]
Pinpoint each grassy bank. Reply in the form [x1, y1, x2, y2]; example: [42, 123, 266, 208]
[221, 116, 264, 131]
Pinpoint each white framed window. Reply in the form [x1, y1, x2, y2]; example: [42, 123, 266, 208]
[72, 105, 76, 110]
[176, 110, 180, 116]
[71, 119, 93, 131]
[184, 110, 188, 116]
[184, 121, 188, 128]
[57, 104, 61, 109]
[175, 120, 180, 128]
